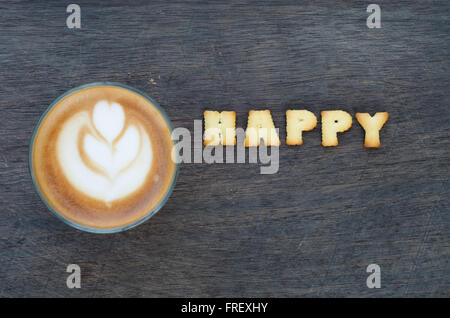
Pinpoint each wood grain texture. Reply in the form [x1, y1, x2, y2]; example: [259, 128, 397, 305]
[0, 0, 449, 297]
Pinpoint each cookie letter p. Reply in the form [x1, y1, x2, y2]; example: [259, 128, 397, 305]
[321, 110, 353, 146]
[286, 110, 317, 146]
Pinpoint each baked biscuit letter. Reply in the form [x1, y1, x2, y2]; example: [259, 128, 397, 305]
[203, 111, 236, 146]
[286, 110, 317, 145]
[245, 110, 280, 147]
[321, 110, 352, 147]
[355, 112, 389, 148]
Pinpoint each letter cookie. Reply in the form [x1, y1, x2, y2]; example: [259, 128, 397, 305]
[321, 110, 352, 147]
[245, 110, 280, 147]
[203, 110, 236, 146]
[286, 110, 317, 145]
[355, 112, 389, 148]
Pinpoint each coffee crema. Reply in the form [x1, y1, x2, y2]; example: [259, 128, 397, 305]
[31, 85, 177, 230]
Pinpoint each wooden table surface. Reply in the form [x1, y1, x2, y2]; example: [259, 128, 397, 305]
[0, 0, 449, 297]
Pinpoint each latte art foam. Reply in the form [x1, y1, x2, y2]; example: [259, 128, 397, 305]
[57, 101, 153, 203]
[31, 85, 176, 230]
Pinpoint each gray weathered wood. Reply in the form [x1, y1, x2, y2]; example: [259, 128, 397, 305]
[0, 0, 449, 297]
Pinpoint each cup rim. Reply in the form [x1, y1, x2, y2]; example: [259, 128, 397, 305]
[28, 82, 180, 234]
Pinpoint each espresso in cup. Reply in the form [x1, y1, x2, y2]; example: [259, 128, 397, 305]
[30, 84, 177, 232]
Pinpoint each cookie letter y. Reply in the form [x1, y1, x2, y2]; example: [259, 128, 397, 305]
[356, 112, 389, 148]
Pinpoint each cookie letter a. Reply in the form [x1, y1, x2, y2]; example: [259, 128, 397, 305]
[245, 110, 280, 147]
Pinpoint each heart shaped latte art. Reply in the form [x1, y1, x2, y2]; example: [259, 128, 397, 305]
[56, 101, 153, 203]
[84, 102, 140, 179]
[93, 101, 125, 143]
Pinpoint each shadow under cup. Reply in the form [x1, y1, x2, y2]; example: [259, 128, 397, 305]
[29, 83, 179, 233]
